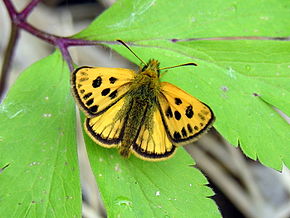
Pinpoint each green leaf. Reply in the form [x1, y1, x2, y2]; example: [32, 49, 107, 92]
[82, 114, 220, 218]
[74, 0, 290, 170]
[0, 51, 81, 217]
[75, 0, 290, 40]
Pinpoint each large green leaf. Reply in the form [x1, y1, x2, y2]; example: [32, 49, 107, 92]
[82, 114, 219, 218]
[0, 51, 81, 217]
[74, 0, 290, 170]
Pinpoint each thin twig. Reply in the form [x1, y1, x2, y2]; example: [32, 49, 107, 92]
[19, 0, 42, 20]
[2, 0, 17, 19]
[58, 40, 74, 72]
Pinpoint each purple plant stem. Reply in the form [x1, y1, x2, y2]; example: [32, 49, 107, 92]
[58, 39, 74, 72]
[3, 0, 17, 19]
[19, 0, 42, 20]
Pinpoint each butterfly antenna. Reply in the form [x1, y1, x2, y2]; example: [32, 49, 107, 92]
[159, 62, 197, 70]
[116, 40, 147, 65]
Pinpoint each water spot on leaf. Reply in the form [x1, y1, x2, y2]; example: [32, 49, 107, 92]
[29, 162, 40, 166]
[260, 16, 269, 20]
[43, 113, 52, 118]
[221, 86, 229, 92]
[44, 96, 49, 100]
[245, 65, 251, 72]
[115, 196, 133, 209]
[226, 67, 237, 79]
[114, 163, 121, 172]
[155, 191, 160, 196]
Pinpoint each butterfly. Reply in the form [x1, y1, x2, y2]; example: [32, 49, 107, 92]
[71, 40, 215, 161]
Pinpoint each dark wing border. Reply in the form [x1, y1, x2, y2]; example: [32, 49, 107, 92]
[85, 117, 126, 146]
[131, 143, 176, 160]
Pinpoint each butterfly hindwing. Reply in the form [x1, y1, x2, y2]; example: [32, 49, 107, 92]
[158, 82, 215, 145]
[71, 66, 135, 117]
[131, 107, 176, 161]
[85, 97, 128, 147]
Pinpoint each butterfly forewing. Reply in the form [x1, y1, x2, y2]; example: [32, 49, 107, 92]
[132, 108, 176, 160]
[158, 82, 215, 144]
[85, 97, 128, 147]
[71, 67, 135, 117]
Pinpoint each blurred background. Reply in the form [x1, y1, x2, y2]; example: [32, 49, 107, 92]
[1, 1, 290, 217]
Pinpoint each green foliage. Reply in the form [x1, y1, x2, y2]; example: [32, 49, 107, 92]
[0, 51, 81, 217]
[1, 0, 289, 217]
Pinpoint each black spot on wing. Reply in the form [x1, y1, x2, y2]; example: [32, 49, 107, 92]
[174, 111, 181, 120]
[185, 105, 194, 118]
[80, 71, 88, 76]
[181, 127, 187, 137]
[175, 98, 182, 105]
[101, 88, 110, 96]
[109, 77, 117, 84]
[173, 131, 181, 140]
[79, 77, 89, 82]
[89, 105, 98, 113]
[86, 98, 94, 106]
[83, 92, 92, 100]
[201, 109, 209, 115]
[194, 126, 199, 131]
[92, 76, 102, 88]
[187, 124, 193, 133]
[80, 89, 85, 94]
[109, 90, 118, 99]
[166, 107, 173, 118]
[198, 113, 206, 121]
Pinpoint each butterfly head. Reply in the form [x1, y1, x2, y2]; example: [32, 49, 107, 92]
[141, 59, 161, 78]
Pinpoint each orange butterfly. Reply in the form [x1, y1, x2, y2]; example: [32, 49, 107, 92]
[71, 40, 215, 161]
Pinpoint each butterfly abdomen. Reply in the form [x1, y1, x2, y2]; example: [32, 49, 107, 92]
[119, 98, 149, 157]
